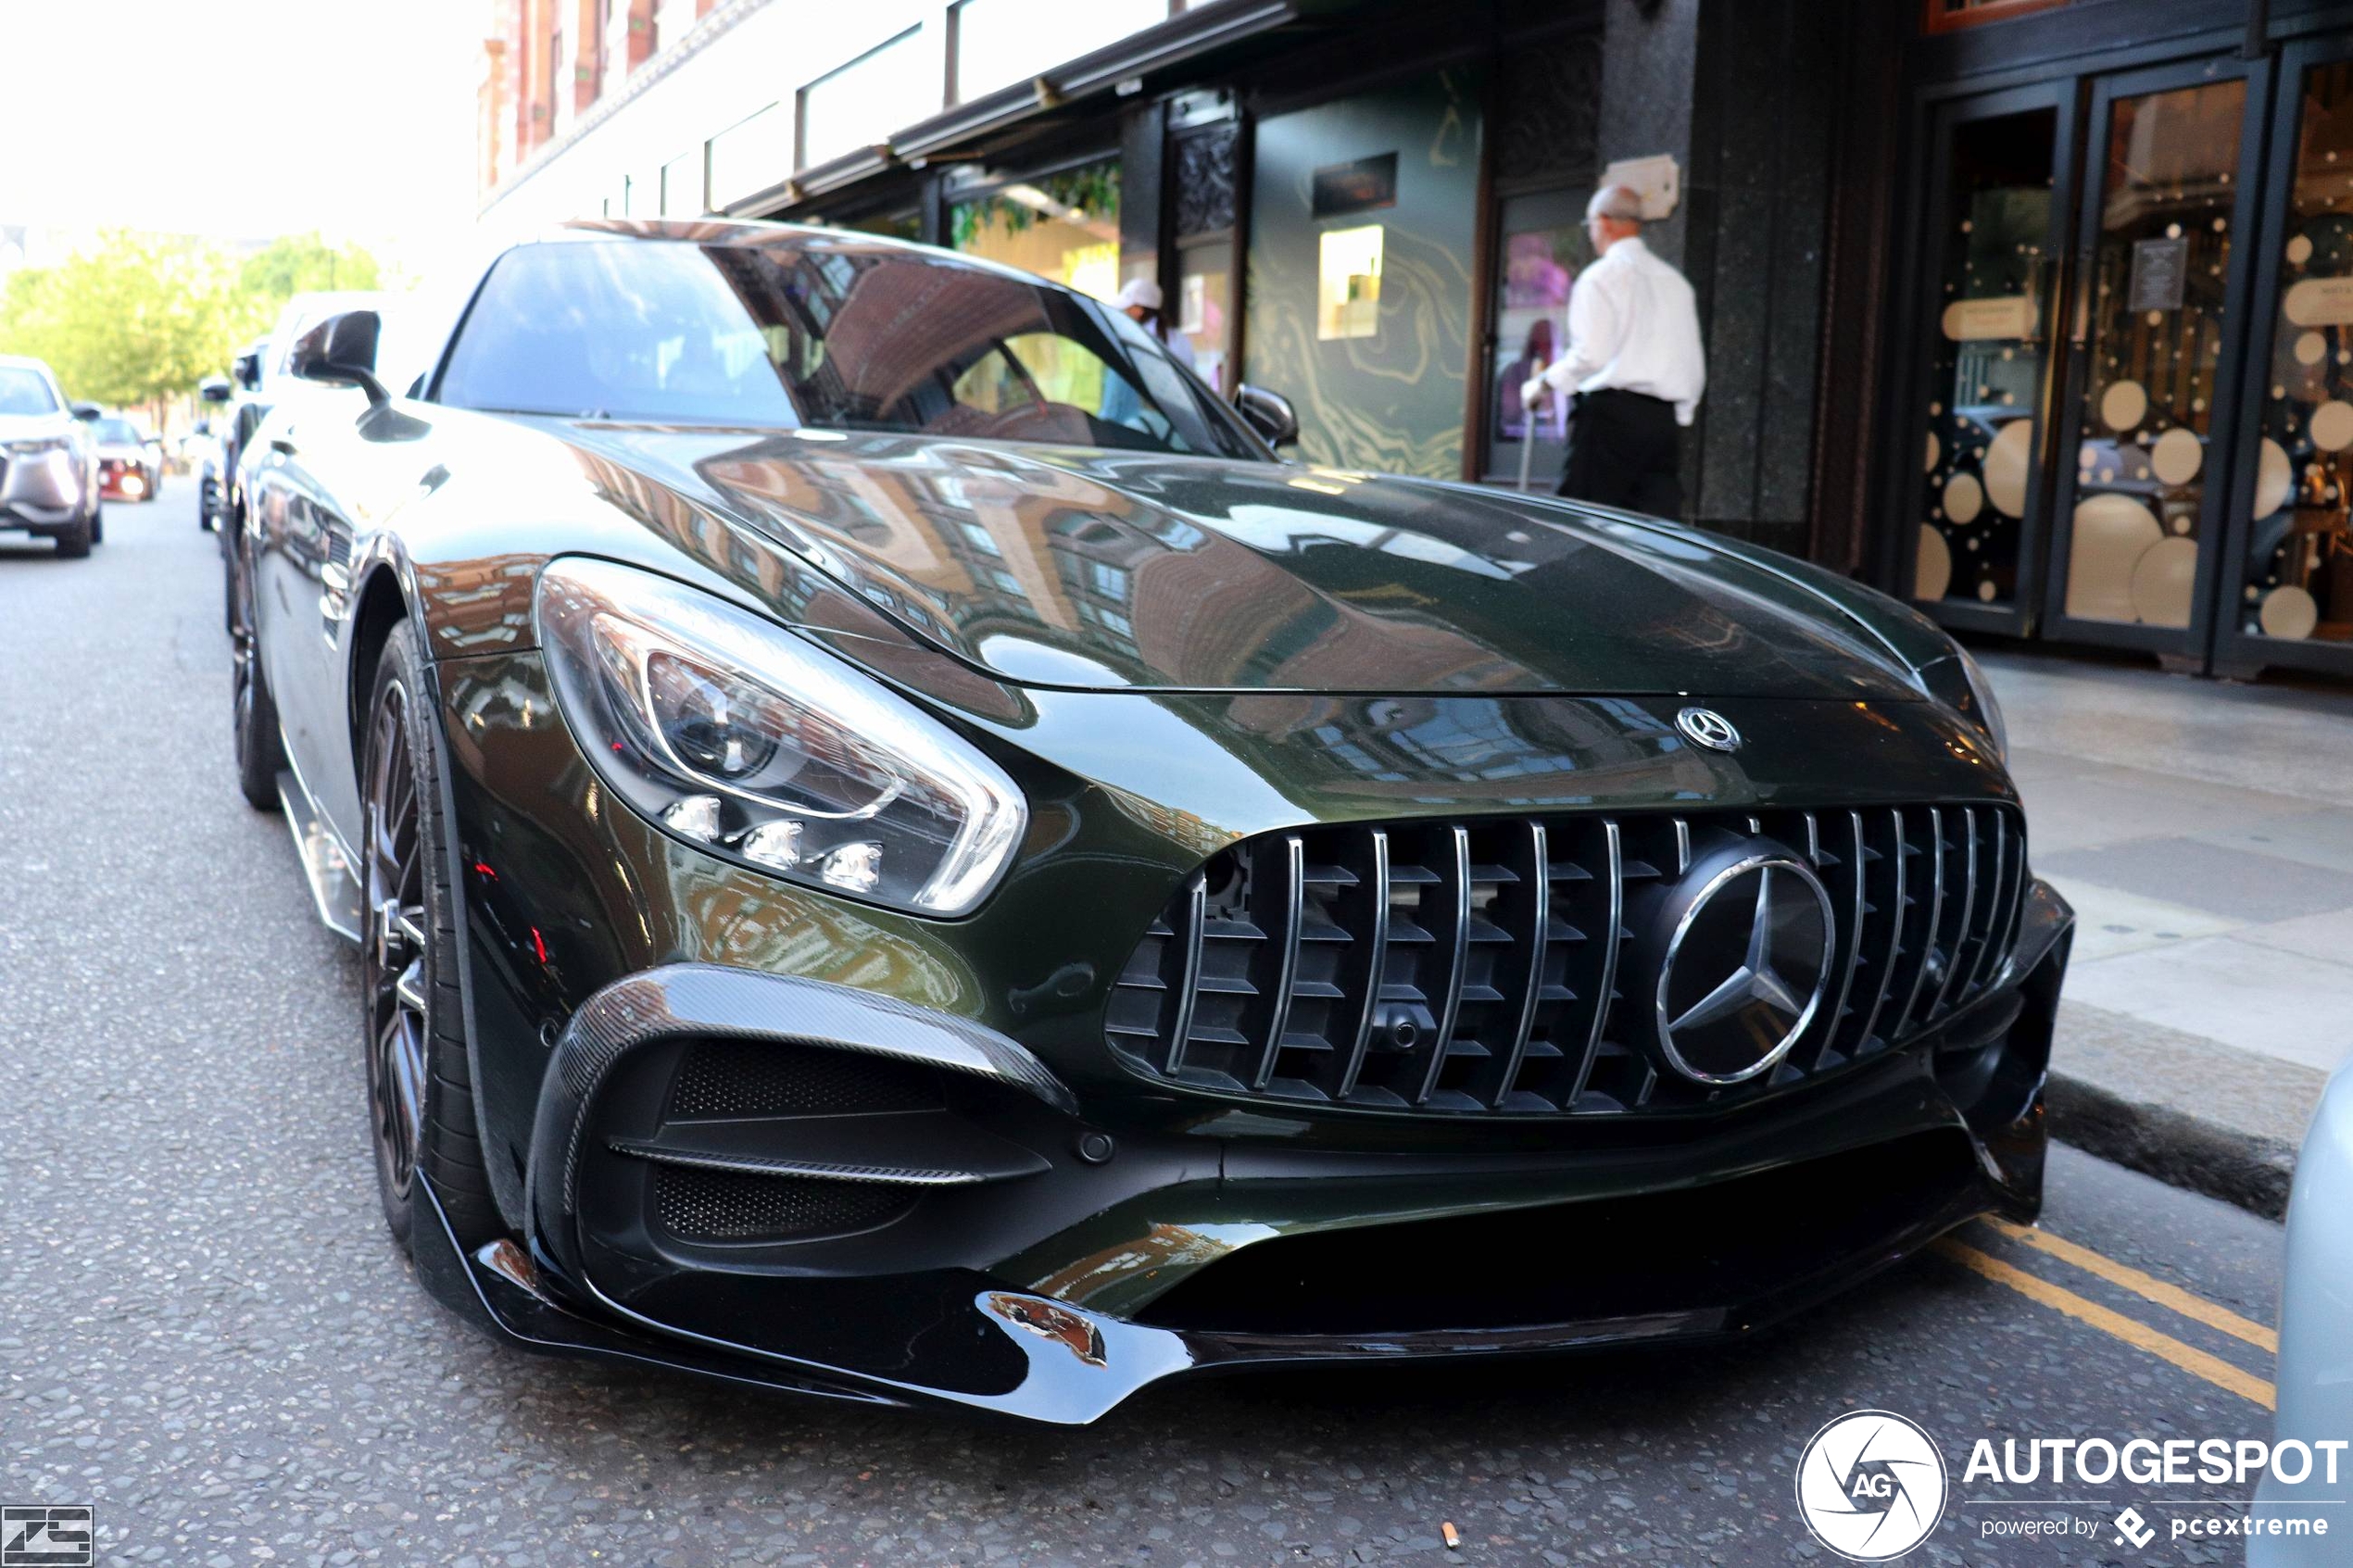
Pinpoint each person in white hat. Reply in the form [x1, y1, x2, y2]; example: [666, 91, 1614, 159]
[1113, 276, 1198, 373]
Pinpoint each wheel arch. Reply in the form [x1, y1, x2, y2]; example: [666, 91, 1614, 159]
[347, 561, 413, 772]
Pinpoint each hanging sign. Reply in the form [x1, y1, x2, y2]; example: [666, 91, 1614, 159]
[2128, 237, 2188, 313]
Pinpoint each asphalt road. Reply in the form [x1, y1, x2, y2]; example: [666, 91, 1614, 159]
[0, 479, 2307, 1566]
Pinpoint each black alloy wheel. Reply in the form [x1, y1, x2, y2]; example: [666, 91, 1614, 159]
[364, 679, 431, 1224]
[359, 620, 499, 1253]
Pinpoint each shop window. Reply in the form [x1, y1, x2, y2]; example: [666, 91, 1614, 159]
[800, 25, 933, 169]
[709, 102, 789, 209]
[2242, 59, 2353, 646]
[1176, 241, 1232, 393]
[1316, 225, 1384, 341]
[950, 160, 1122, 301]
[660, 150, 704, 217]
[1482, 189, 1587, 484]
[951, 0, 1166, 103]
[1243, 68, 1483, 479]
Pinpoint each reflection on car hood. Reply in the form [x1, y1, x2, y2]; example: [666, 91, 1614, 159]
[555, 425, 1922, 702]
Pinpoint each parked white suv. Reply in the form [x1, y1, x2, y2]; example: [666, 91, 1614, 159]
[0, 356, 103, 557]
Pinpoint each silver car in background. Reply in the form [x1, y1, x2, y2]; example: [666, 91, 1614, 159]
[2251, 1061, 2353, 1563]
[0, 355, 102, 557]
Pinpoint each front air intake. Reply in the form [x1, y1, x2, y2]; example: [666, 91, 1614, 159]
[652, 1163, 916, 1242]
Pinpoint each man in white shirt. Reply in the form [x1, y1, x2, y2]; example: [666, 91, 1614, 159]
[1521, 184, 1706, 516]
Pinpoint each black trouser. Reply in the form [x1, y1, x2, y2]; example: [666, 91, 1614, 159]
[1557, 388, 1683, 517]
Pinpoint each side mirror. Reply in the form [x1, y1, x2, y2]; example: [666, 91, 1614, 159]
[69, 402, 100, 422]
[1234, 384, 1300, 449]
[288, 310, 388, 407]
[194, 419, 213, 435]
[198, 376, 233, 404]
[233, 351, 262, 392]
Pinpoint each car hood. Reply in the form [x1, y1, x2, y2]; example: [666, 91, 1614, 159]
[0, 412, 75, 443]
[552, 425, 1923, 703]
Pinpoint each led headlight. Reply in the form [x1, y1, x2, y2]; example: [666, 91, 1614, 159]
[1920, 643, 2008, 761]
[5, 436, 69, 457]
[535, 557, 1026, 917]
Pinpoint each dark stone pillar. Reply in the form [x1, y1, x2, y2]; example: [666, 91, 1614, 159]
[1592, 0, 1870, 565]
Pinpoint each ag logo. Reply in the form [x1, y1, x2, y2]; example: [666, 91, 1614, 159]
[1794, 1411, 1948, 1562]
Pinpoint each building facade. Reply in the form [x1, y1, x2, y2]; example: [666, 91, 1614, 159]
[476, 0, 2353, 684]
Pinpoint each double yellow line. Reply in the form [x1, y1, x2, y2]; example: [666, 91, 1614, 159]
[1934, 1220, 2277, 1411]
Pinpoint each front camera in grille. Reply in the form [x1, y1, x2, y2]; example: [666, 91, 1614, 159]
[1106, 805, 2027, 1118]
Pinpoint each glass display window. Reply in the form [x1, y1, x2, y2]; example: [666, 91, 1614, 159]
[2241, 59, 2353, 646]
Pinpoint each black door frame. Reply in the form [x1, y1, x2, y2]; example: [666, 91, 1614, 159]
[1892, 78, 2082, 639]
[2211, 30, 2353, 681]
[2033, 53, 2275, 664]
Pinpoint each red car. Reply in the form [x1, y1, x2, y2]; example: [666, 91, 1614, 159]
[91, 415, 162, 502]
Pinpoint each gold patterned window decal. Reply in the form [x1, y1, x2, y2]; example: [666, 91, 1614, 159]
[2243, 60, 2353, 645]
[2061, 79, 2244, 631]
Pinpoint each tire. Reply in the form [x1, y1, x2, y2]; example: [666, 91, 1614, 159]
[232, 614, 285, 812]
[53, 513, 91, 558]
[360, 618, 498, 1254]
[89, 504, 104, 546]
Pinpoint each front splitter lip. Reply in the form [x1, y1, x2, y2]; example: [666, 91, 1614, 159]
[413, 1144, 2020, 1426]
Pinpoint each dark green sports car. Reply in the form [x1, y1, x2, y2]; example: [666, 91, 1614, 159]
[226, 219, 2071, 1424]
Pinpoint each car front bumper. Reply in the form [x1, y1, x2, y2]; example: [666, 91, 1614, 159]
[420, 899, 2068, 1424]
[2252, 1062, 2353, 1561]
[0, 448, 84, 526]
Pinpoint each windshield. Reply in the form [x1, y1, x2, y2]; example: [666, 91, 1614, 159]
[434, 236, 1264, 458]
[0, 368, 59, 416]
[94, 418, 142, 444]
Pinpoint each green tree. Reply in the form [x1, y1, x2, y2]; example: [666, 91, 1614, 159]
[0, 231, 244, 411]
[237, 232, 384, 318]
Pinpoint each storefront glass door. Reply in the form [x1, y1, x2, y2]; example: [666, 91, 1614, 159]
[1905, 57, 2292, 671]
[2216, 37, 2353, 678]
[2041, 63, 2262, 657]
[1907, 85, 2073, 627]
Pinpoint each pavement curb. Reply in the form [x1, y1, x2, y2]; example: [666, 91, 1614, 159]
[2047, 1070, 2298, 1222]
[2041, 997, 2323, 1223]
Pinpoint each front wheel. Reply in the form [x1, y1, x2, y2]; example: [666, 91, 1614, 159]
[231, 626, 284, 811]
[53, 513, 91, 558]
[89, 504, 104, 546]
[360, 618, 499, 1253]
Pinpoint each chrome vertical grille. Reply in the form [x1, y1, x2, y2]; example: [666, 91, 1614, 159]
[1105, 804, 2029, 1118]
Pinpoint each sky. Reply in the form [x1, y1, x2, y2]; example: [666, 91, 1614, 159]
[0, 0, 483, 274]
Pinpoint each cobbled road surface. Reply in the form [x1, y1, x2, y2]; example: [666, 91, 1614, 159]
[0, 480, 2298, 1565]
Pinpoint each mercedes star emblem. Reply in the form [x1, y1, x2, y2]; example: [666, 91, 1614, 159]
[1654, 853, 1834, 1085]
[1676, 707, 1741, 752]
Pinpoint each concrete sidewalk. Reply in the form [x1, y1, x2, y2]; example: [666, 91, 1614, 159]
[1980, 646, 2353, 1215]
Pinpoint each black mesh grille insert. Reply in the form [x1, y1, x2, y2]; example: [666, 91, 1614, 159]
[653, 1164, 916, 1241]
[1107, 804, 2028, 1118]
[666, 1041, 942, 1119]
